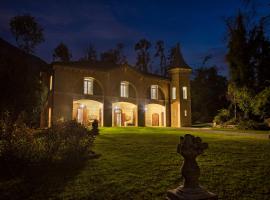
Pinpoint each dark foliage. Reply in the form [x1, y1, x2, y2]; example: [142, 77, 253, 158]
[10, 14, 44, 53]
[0, 38, 48, 127]
[191, 67, 228, 123]
[53, 42, 72, 62]
[100, 43, 126, 65]
[134, 39, 151, 72]
[0, 119, 95, 175]
[154, 40, 167, 76]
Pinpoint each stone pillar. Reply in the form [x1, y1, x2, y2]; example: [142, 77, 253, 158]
[103, 97, 112, 127]
[138, 104, 145, 126]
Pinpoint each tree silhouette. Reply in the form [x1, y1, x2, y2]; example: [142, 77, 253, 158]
[155, 40, 167, 76]
[53, 42, 72, 62]
[9, 14, 44, 53]
[82, 43, 97, 63]
[100, 43, 126, 64]
[134, 39, 151, 72]
[226, 12, 254, 88]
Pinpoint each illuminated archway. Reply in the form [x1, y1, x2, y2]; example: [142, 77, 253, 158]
[145, 104, 166, 127]
[112, 102, 137, 127]
[73, 99, 103, 126]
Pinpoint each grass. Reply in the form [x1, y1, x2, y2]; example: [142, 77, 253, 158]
[1, 127, 270, 200]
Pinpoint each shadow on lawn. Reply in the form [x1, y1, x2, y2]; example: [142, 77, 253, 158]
[0, 158, 96, 200]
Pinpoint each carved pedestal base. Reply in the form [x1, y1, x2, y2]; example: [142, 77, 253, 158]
[167, 186, 218, 200]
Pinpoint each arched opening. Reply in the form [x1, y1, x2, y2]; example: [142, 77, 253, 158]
[145, 104, 166, 127]
[73, 99, 103, 126]
[112, 102, 137, 127]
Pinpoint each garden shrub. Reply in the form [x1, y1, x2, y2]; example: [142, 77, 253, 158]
[40, 120, 95, 162]
[0, 116, 95, 172]
[0, 113, 37, 168]
[213, 109, 230, 125]
[237, 120, 269, 130]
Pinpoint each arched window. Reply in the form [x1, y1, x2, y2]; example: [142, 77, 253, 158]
[151, 85, 158, 100]
[84, 77, 94, 95]
[120, 81, 129, 98]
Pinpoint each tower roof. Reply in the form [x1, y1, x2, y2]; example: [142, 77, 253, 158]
[169, 43, 191, 69]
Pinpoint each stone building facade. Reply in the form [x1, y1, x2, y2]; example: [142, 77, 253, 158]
[42, 56, 192, 128]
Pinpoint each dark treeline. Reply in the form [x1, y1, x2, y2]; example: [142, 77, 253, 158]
[214, 3, 270, 129]
[53, 39, 187, 77]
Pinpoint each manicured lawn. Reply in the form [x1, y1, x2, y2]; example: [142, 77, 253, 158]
[1, 127, 270, 199]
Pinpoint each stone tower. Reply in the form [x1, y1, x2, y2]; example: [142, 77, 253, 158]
[168, 44, 192, 127]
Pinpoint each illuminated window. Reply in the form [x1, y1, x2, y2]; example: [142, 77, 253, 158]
[172, 87, 176, 100]
[184, 109, 187, 117]
[182, 86, 187, 99]
[151, 85, 158, 100]
[48, 107, 52, 127]
[49, 75, 53, 91]
[84, 77, 93, 95]
[120, 81, 129, 97]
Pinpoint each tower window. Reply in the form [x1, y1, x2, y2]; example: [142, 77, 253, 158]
[151, 85, 158, 100]
[121, 81, 129, 97]
[182, 86, 187, 99]
[172, 87, 176, 100]
[84, 77, 94, 95]
[49, 75, 53, 91]
[184, 109, 187, 117]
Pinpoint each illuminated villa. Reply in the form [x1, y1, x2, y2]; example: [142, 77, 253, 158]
[41, 52, 192, 128]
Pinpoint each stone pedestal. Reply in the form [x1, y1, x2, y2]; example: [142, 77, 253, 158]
[167, 134, 218, 200]
[167, 186, 218, 200]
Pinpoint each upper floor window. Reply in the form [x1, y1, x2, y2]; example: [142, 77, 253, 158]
[172, 87, 176, 100]
[151, 85, 158, 100]
[120, 81, 129, 97]
[182, 86, 187, 99]
[84, 77, 93, 95]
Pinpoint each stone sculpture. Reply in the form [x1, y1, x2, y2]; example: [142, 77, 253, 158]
[167, 134, 218, 200]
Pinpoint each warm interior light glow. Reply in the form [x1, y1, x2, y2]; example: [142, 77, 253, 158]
[112, 102, 137, 127]
[49, 75, 53, 91]
[151, 85, 158, 100]
[145, 104, 166, 127]
[172, 87, 176, 100]
[120, 81, 129, 97]
[84, 77, 94, 95]
[73, 99, 103, 126]
[48, 107, 52, 127]
[182, 86, 187, 99]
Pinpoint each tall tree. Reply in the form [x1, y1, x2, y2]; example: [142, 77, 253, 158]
[9, 14, 44, 53]
[249, 20, 270, 90]
[134, 39, 151, 72]
[100, 43, 126, 64]
[53, 42, 72, 62]
[226, 12, 255, 88]
[191, 66, 228, 123]
[155, 40, 167, 76]
[83, 43, 97, 63]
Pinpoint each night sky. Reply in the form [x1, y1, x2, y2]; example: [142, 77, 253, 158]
[1, 0, 269, 74]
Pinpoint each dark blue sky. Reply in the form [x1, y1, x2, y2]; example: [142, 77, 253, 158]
[1, 0, 269, 74]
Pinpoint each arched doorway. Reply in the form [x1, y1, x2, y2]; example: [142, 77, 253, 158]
[145, 104, 166, 127]
[112, 102, 137, 127]
[73, 99, 103, 126]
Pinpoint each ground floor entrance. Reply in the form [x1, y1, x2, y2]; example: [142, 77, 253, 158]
[112, 102, 137, 127]
[145, 104, 166, 127]
[73, 99, 103, 126]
